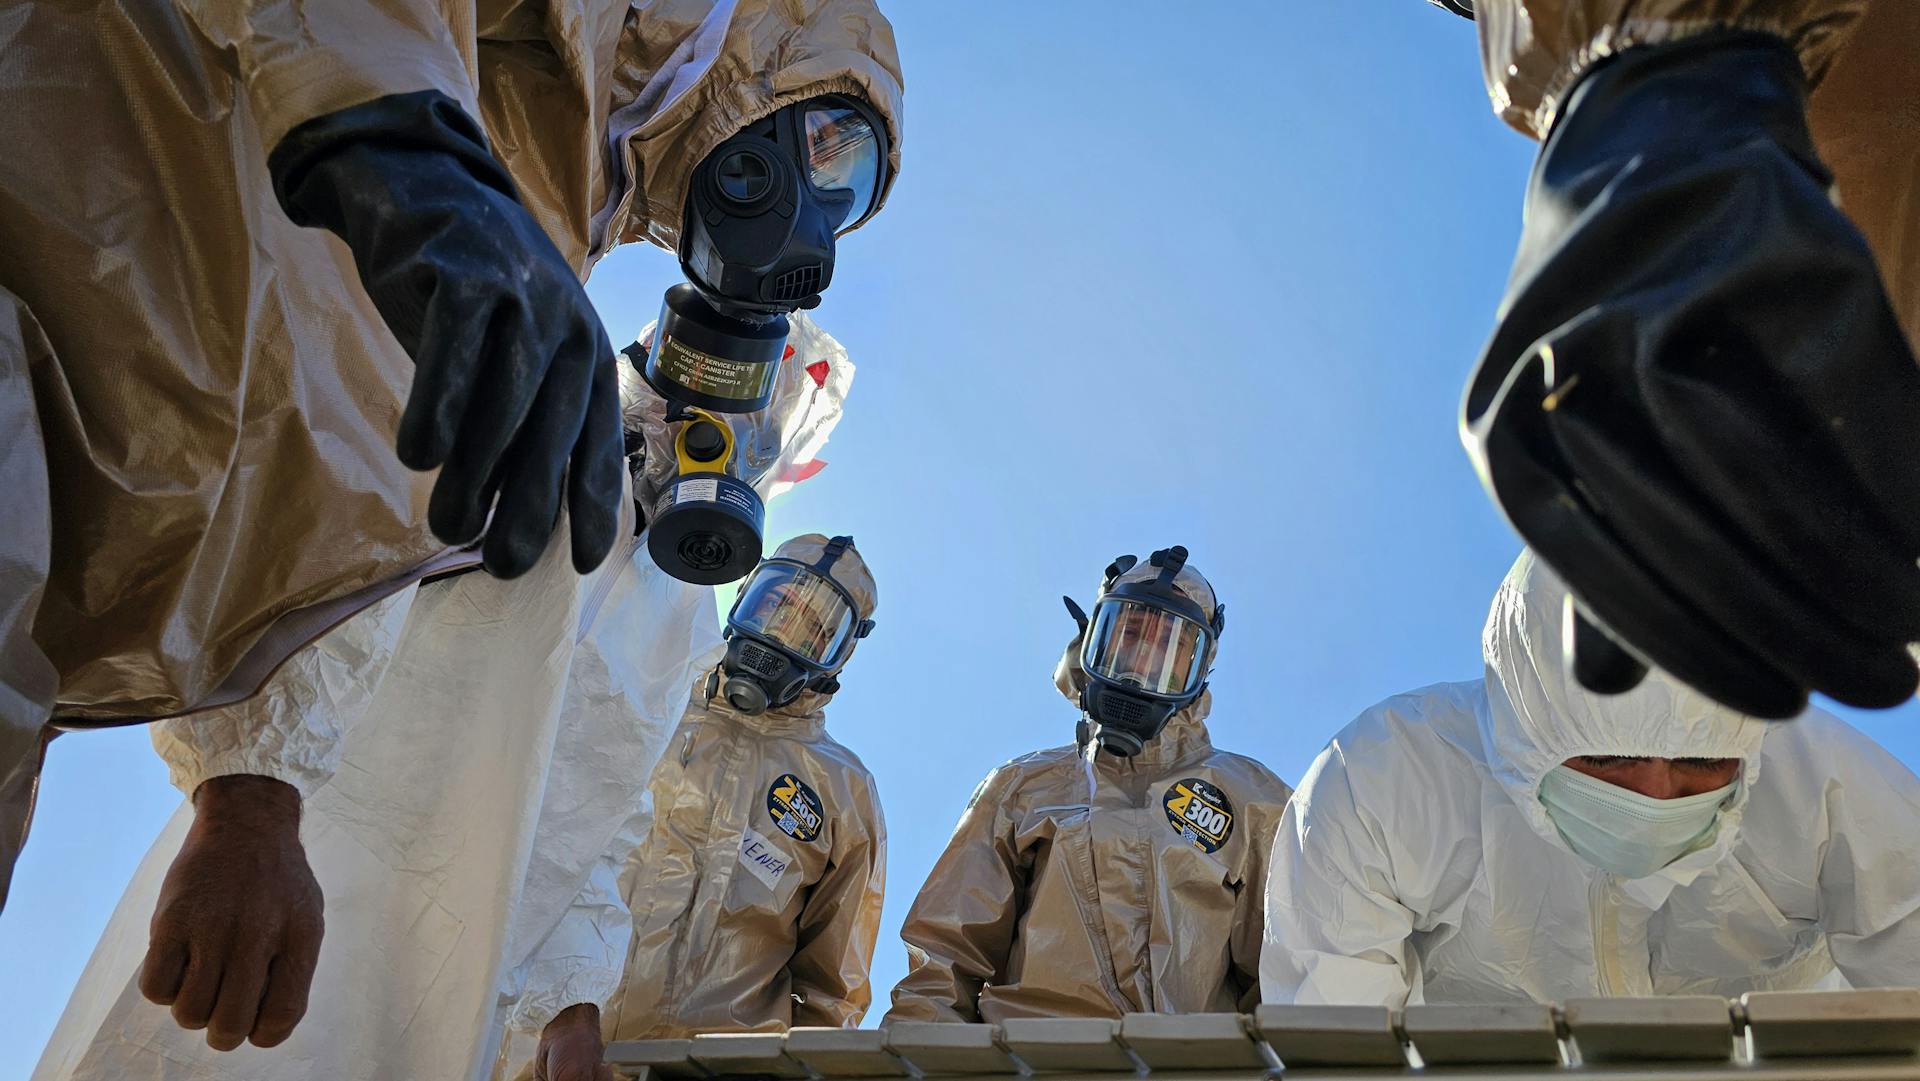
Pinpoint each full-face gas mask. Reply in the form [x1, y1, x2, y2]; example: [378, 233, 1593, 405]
[640, 94, 890, 416]
[720, 535, 876, 715]
[1063, 546, 1224, 757]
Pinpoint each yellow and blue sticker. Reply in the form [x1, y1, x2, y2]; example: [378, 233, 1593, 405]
[767, 773, 826, 843]
[1164, 777, 1234, 853]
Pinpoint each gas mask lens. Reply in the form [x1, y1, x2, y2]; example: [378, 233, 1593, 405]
[733, 563, 858, 668]
[1082, 599, 1210, 698]
[804, 106, 881, 233]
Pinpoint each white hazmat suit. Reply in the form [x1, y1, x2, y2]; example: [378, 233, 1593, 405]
[1260, 551, 1920, 1007]
[34, 315, 853, 1081]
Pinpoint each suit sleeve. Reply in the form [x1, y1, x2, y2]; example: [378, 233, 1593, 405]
[1230, 776, 1295, 1011]
[505, 799, 649, 1035]
[1470, 0, 1867, 140]
[883, 767, 1024, 1024]
[150, 587, 416, 798]
[173, 0, 483, 151]
[1800, 718, 1920, 986]
[790, 769, 888, 1028]
[1259, 741, 1419, 1009]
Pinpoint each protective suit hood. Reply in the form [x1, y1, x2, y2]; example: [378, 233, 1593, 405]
[715, 530, 876, 715]
[597, 0, 906, 258]
[1481, 552, 1769, 869]
[764, 532, 879, 625]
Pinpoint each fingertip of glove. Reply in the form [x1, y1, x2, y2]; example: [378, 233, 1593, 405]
[396, 442, 445, 474]
[1568, 606, 1652, 696]
[571, 527, 615, 574]
[1818, 649, 1920, 713]
[567, 450, 624, 575]
[568, 497, 618, 574]
[396, 417, 458, 474]
[427, 480, 488, 552]
[1572, 644, 1650, 697]
[481, 538, 537, 580]
[1740, 687, 1811, 722]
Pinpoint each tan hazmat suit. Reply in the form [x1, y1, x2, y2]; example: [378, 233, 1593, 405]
[886, 560, 1293, 1024]
[601, 680, 887, 1038]
[0, 0, 902, 903]
[599, 532, 887, 1040]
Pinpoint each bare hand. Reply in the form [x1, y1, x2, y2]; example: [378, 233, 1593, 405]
[536, 1003, 616, 1081]
[139, 774, 323, 1050]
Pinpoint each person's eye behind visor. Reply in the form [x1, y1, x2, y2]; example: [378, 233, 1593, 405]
[733, 562, 857, 665]
[1083, 599, 1209, 697]
[804, 106, 882, 233]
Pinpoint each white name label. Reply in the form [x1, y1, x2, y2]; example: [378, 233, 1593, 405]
[739, 825, 794, 891]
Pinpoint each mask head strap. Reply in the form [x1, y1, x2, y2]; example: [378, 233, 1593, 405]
[808, 535, 875, 640]
[814, 535, 853, 574]
[1150, 545, 1188, 583]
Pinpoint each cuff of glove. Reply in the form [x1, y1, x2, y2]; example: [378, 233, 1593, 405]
[509, 969, 621, 1035]
[1479, 7, 1860, 140]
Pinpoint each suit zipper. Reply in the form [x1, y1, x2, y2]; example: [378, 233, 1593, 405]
[1068, 762, 1133, 1011]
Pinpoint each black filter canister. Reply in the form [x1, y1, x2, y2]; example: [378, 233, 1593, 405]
[647, 472, 766, 585]
[645, 283, 788, 413]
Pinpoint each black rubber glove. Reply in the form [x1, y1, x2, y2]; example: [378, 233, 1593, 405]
[269, 91, 622, 578]
[1462, 33, 1920, 720]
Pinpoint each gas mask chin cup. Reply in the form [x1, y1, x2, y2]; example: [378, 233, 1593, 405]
[720, 634, 809, 715]
[1081, 683, 1180, 757]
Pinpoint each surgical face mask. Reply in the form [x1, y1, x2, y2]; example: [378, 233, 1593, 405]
[1537, 764, 1738, 879]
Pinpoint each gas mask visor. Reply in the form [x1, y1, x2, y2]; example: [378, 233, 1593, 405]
[729, 560, 864, 671]
[1081, 598, 1212, 702]
[803, 99, 885, 235]
[720, 541, 877, 715]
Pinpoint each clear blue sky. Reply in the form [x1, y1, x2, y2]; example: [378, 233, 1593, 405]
[5, 4, 1917, 1073]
